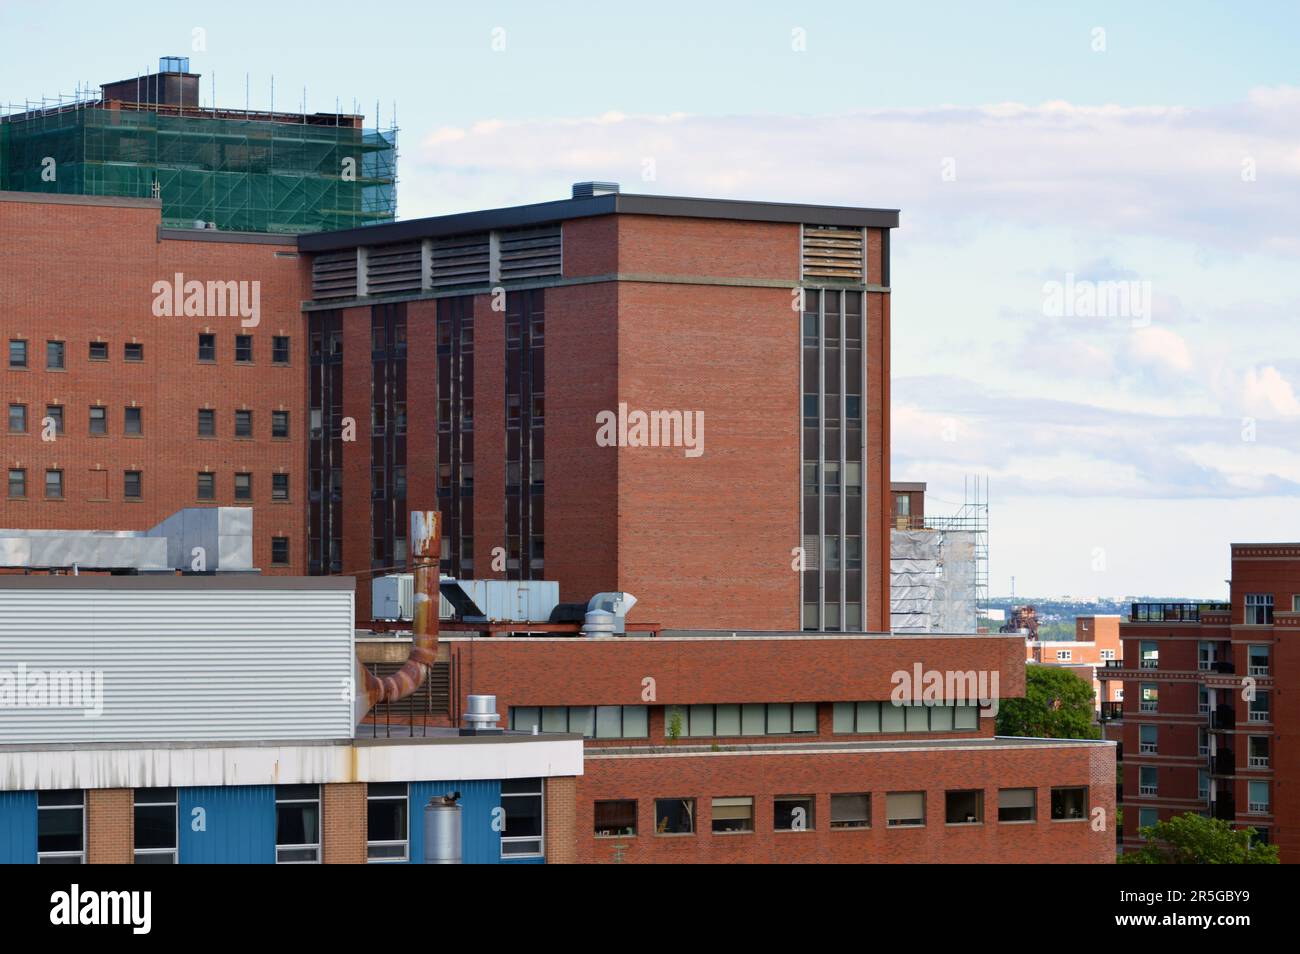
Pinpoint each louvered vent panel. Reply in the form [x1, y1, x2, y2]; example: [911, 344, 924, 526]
[802, 226, 865, 282]
[366, 242, 423, 295]
[312, 250, 358, 299]
[499, 225, 562, 281]
[431, 233, 491, 287]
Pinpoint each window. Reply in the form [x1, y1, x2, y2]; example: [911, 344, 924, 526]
[1199, 726, 1209, 757]
[501, 778, 544, 857]
[88, 341, 108, 361]
[198, 408, 215, 436]
[1138, 807, 1158, 831]
[272, 336, 290, 364]
[37, 790, 84, 863]
[711, 796, 754, 834]
[272, 410, 289, 439]
[1139, 766, 1158, 797]
[1056, 649, 1072, 661]
[272, 473, 289, 501]
[774, 795, 815, 831]
[275, 784, 320, 863]
[198, 333, 216, 361]
[197, 472, 215, 500]
[945, 789, 983, 825]
[1050, 786, 1088, 821]
[998, 788, 1036, 823]
[46, 340, 65, 369]
[886, 791, 925, 827]
[235, 335, 253, 363]
[1248, 781, 1270, 815]
[124, 342, 144, 362]
[124, 406, 142, 435]
[8, 403, 26, 433]
[830, 793, 870, 829]
[8, 468, 26, 498]
[1100, 648, 1116, 660]
[235, 410, 252, 437]
[134, 788, 177, 864]
[1140, 683, 1158, 713]
[124, 470, 142, 499]
[594, 800, 637, 838]
[234, 473, 252, 500]
[45, 405, 63, 435]
[1249, 736, 1270, 768]
[366, 783, 408, 862]
[89, 405, 106, 435]
[1248, 644, 1270, 676]
[1198, 640, 1215, 670]
[271, 537, 290, 566]
[654, 798, 696, 835]
[45, 469, 63, 499]
[1198, 770, 1210, 801]
[1139, 723, 1158, 754]
[1249, 692, 1270, 723]
[9, 339, 28, 368]
[845, 395, 861, 420]
[1245, 593, 1274, 625]
[510, 705, 648, 739]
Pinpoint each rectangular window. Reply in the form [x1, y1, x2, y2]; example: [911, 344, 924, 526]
[134, 788, 177, 864]
[234, 410, 252, 437]
[1050, 786, 1088, 821]
[1249, 691, 1270, 723]
[9, 339, 28, 368]
[269, 473, 288, 501]
[654, 798, 696, 835]
[45, 469, 63, 499]
[886, 791, 925, 827]
[275, 784, 321, 863]
[124, 342, 144, 362]
[37, 790, 84, 863]
[594, 800, 637, 838]
[8, 403, 26, 433]
[198, 408, 215, 436]
[8, 468, 26, 498]
[234, 473, 252, 500]
[271, 537, 290, 566]
[235, 335, 253, 363]
[945, 789, 983, 825]
[124, 406, 142, 435]
[501, 778, 544, 857]
[1245, 593, 1274, 625]
[711, 796, 754, 834]
[1140, 723, 1158, 753]
[1140, 641, 1159, 669]
[1056, 649, 1072, 661]
[89, 406, 106, 435]
[124, 470, 142, 499]
[272, 336, 291, 364]
[89, 341, 108, 361]
[272, 410, 289, 439]
[1248, 644, 1270, 676]
[46, 340, 65, 369]
[45, 405, 63, 435]
[198, 333, 216, 362]
[1139, 807, 1158, 831]
[197, 472, 215, 500]
[998, 788, 1036, 822]
[830, 793, 870, 829]
[1139, 766, 1158, 797]
[1199, 769, 1210, 801]
[1140, 683, 1158, 712]
[774, 795, 815, 832]
[1248, 781, 1270, 814]
[366, 782, 408, 862]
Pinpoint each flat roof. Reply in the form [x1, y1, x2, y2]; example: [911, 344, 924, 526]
[588, 735, 1114, 758]
[299, 191, 901, 252]
[0, 575, 353, 591]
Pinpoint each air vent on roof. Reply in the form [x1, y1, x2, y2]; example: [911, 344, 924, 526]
[366, 241, 423, 295]
[499, 225, 562, 281]
[802, 225, 865, 283]
[572, 181, 620, 198]
[311, 250, 359, 300]
[431, 233, 491, 287]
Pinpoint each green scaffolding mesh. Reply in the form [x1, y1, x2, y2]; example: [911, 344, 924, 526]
[0, 106, 396, 233]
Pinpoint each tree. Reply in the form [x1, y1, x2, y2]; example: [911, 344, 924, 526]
[995, 665, 1100, 739]
[1121, 813, 1279, 864]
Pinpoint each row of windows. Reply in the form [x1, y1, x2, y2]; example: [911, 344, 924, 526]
[6, 336, 291, 369]
[832, 701, 982, 734]
[6, 468, 291, 506]
[1135, 768, 1271, 813]
[592, 787, 1089, 838]
[5, 405, 289, 440]
[366, 780, 544, 862]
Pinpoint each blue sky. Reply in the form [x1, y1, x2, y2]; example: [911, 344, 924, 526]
[4, 1, 1299, 598]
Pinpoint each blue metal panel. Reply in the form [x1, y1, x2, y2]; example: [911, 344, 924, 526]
[0, 791, 37, 864]
[178, 786, 275, 864]
[409, 780, 502, 864]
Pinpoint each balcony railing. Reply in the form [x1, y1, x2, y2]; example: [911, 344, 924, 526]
[1140, 742, 1158, 754]
[1211, 660, 1235, 674]
[1102, 658, 1125, 669]
[1248, 665, 1269, 676]
[1100, 701, 1124, 722]
[1249, 802, 1270, 815]
[1139, 701, 1158, 713]
[1139, 785, 1157, 796]
[1211, 706, 1235, 731]
[1249, 756, 1270, 768]
[1130, 602, 1229, 622]
[1249, 710, 1270, 724]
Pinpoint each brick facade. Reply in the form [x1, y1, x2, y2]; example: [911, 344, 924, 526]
[544, 776, 578, 864]
[86, 787, 134, 864]
[322, 782, 367, 864]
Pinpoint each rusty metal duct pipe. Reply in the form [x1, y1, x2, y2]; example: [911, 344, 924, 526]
[359, 510, 440, 713]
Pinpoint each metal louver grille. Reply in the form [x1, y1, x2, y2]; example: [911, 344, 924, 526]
[366, 242, 423, 295]
[431, 233, 491, 287]
[499, 225, 562, 281]
[312, 250, 358, 299]
[802, 226, 865, 282]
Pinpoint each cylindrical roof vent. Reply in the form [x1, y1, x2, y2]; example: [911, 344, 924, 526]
[463, 694, 500, 730]
[582, 609, 616, 636]
[423, 793, 462, 864]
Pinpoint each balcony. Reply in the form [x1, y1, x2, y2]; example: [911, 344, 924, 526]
[1210, 660, 1235, 674]
[1210, 706, 1235, 731]
[1130, 602, 1228, 623]
[1100, 701, 1123, 722]
[1102, 658, 1125, 670]
[1249, 755, 1270, 769]
[1248, 710, 1270, 724]
[1212, 797, 1235, 821]
[1211, 750, 1235, 775]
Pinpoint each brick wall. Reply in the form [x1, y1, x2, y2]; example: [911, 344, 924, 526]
[87, 787, 134, 864]
[544, 776, 578, 864]
[322, 782, 367, 864]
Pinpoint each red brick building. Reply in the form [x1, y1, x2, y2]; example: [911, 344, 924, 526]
[1104, 544, 1298, 861]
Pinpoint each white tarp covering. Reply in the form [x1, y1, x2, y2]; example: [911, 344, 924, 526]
[890, 529, 977, 633]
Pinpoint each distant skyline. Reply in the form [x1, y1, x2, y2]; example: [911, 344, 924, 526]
[3, 1, 1298, 597]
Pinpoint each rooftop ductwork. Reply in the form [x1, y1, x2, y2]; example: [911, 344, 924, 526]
[572, 181, 620, 198]
[582, 591, 638, 636]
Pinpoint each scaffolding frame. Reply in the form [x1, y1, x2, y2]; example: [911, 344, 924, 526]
[922, 475, 990, 623]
